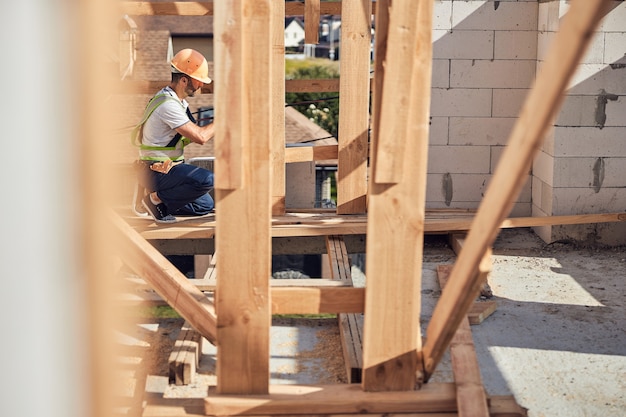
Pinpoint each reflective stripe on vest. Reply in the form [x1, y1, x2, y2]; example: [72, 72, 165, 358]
[130, 93, 191, 162]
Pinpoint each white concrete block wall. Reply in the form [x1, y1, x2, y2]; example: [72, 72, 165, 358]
[424, 0, 625, 244]
[531, 0, 626, 245]
[428, 0, 537, 214]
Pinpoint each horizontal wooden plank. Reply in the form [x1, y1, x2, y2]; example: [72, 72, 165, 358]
[120, 2, 378, 17]
[121, 286, 363, 314]
[128, 212, 626, 240]
[271, 287, 364, 314]
[114, 79, 375, 95]
[127, 276, 351, 291]
[205, 383, 458, 415]
[121, 1, 213, 16]
[144, 394, 526, 417]
[285, 145, 338, 163]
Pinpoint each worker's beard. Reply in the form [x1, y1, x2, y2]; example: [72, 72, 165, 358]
[186, 85, 200, 97]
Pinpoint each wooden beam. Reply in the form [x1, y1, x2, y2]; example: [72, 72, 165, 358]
[272, 1, 287, 215]
[336, 0, 372, 214]
[326, 235, 364, 383]
[271, 287, 364, 314]
[147, 394, 527, 417]
[114, 78, 376, 95]
[129, 212, 626, 241]
[362, 0, 434, 392]
[422, 0, 611, 381]
[214, 0, 273, 394]
[110, 211, 217, 344]
[372, 1, 421, 184]
[437, 265, 490, 417]
[168, 321, 202, 386]
[284, 144, 338, 163]
[304, 0, 320, 44]
[449, 233, 494, 300]
[121, 1, 213, 16]
[121, 1, 380, 17]
[205, 383, 459, 415]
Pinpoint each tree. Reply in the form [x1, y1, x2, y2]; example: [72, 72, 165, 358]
[285, 60, 340, 138]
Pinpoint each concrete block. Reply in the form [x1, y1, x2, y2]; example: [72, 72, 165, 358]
[285, 162, 315, 208]
[552, 187, 626, 214]
[605, 96, 626, 128]
[431, 59, 450, 88]
[494, 30, 537, 60]
[490, 144, 536, 177]
[531, 176, 544, 211]
[426, 173, 490, 204]
[538, 1, 561, 33]
[532, 177, 555, 215]
[568, 64, 626, 95]
[429, 117, 449, 146]
[433, 30, 494, 60]
[580, 32, 605, 65]
[509, 202, 532, 217]
[604, 32, 626, 64]
[556, 95, 601, 128]
[541, 126, 556, 156]
[554, 157, 626, 189]
[424, 200, 480, 211]
[452, 1, 538, 31]
[451, 59, 536, 89]
[598, 2, 626, 33]
[536, 31, 556, 61]
[532, 150, 555, 186]
[427, 145, 491, 174]
[433, 0, 453, 31]
[449, 117, 515, 146]
[490, 145, 505, 174]
[553, 127, 626, 157]
[519, 176, 533, 203]
[492, 88, 530, 117]
[426, 172, 531, 207]
[431, 88, 492, 117]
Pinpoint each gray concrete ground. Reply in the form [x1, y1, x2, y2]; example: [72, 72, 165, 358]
[117, 227, 625, 417]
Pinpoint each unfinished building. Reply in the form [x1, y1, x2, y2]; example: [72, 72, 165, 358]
[89, 0, 626, 416]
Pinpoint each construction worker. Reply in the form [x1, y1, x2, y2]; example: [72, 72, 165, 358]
[133, 48, 215, 223]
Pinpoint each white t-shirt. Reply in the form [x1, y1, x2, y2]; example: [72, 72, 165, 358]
[142, 87, 191, 147]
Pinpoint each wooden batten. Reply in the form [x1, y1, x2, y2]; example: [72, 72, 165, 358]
[437, 265, 490, 417]
[336, 0, 372, 214]
[214, 0, 273, 395]
[422, 0, 611, 380]
[120, 1, 380, 17]
[326, 235, 364, 383]
[271, 1, 286, 215]
[111, 212, 217, 344]
[372, 1, 421, 184]
[362, 0, 434, 392]
[205, 383, 459, 415]
[304, 0, 320, 44]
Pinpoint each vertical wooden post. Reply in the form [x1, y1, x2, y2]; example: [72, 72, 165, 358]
[304, 0, 320, 44]
[422, 0, 611, 380]
[362, 0, 434, 391]
[214, 0, 273, 394]
[336, 0, 372, 214]
[271, 0, 286, 215]
[373, 1, 422, 184]
[214, 0, 244, 190]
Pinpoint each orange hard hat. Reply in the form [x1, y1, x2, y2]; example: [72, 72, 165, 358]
[170, 48, 212, 84]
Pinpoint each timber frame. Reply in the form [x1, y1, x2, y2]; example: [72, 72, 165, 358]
[112, 1, 622, 416]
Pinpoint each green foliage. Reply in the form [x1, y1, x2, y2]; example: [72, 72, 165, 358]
[285, 59, 340, 138]
[127, 305, 182, 319]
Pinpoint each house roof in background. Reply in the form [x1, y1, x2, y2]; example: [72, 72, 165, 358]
[126, 13, 336, 162]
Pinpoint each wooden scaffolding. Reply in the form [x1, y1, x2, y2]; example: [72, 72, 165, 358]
[109, 1, 620, 416]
